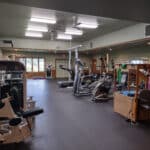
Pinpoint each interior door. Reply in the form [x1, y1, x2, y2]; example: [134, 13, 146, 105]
[91, 59, 97, 73]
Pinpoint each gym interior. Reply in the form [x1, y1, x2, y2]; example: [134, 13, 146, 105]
[0, 1, 150, 150]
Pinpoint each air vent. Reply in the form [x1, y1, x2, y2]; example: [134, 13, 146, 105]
[145, 25, 150, 36]
[0, 40, 13, 48]
[90, 42, 93, 48]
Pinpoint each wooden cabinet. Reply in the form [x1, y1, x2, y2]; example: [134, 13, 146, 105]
[114, 64, 150, 122]
[114, 92, 135, 121]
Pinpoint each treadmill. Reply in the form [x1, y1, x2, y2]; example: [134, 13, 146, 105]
[58, 65, 75, 88]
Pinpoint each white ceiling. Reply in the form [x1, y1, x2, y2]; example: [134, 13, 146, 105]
[0, 2, 136, 42]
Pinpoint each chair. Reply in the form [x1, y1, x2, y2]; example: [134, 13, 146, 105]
[138, 90, 150, 110]
[138, 90, 150, 121]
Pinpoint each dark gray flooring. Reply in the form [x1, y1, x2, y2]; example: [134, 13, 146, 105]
[1, 79, 150, 150]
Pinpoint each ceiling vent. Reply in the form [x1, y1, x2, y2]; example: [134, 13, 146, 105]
[90, 42, 93, 48]
[145, 25, 150, 36]
[0, 40, 14, 48]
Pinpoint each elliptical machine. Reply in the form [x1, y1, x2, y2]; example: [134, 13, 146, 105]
[73, 59, 92, 96]
[73, 45, 91, 96]
[91, 73, 113, 102]
[73, 46, 100, 96]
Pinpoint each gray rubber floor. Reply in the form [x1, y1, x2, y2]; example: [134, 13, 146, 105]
[0, 79, 150, 150]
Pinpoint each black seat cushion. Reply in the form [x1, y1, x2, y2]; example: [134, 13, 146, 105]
[139, 90, 150, 111]
[9, 118, 22, 126]
[139, 90, 150, 103]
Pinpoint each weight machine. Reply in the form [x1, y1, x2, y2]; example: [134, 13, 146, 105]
[0, 61, 43, 144]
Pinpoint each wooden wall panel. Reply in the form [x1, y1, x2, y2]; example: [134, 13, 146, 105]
[26, 72, 46, 79]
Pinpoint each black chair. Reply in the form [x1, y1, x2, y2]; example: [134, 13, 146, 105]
[138, 90, 150, 111]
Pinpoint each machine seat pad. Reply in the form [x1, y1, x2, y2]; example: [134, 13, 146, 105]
[22, 108, 44, 118]
[9, 118, 22, 126]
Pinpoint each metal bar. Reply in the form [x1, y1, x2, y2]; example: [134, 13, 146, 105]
[67, 45, 82, 51]
[68, 50, 72, 81]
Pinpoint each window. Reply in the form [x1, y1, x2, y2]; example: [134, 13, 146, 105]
[19, 57, 45, 72]
[33, 58, 38, 72]
[39, 58, 44, 72]
[19, 58, 26, 66]
[130, 60, 144, 64]
[26, 58, 32, 72]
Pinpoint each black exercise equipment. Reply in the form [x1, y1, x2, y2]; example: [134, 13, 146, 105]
[19, 108, 44, 118]
[0, 61, 44, 144]
[9, 118, 22, 126]
[58, 65, 74, 88]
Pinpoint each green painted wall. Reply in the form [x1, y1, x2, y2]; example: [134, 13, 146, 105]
[93, 45, 150, 64]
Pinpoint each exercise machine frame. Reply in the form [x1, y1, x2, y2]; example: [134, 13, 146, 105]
[0, 60, 43, 144]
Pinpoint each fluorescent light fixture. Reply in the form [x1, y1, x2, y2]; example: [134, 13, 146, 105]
[25, 32, 43, 37]
[77, 23, 98, 29]
[65, 28, 83, 35]
[57, 34, 72, 40]
[26, 25, 48, 32]
[30, 17, 56, 24]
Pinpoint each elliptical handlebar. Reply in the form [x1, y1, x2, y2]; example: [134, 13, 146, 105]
[59, 65, 70, 71]
[59, 65, 75, 80]
[59, 65, 74, 73]
[75, 59, 84, 67]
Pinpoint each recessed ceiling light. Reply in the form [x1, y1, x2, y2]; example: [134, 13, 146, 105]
[65, 28, 83, 35]
[57, 34, 72, 40]
[26, 25, 48, 32]
[30, 17, 56, 24]
[77, 23, 98, 29]
[25, 31, 43, 38]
